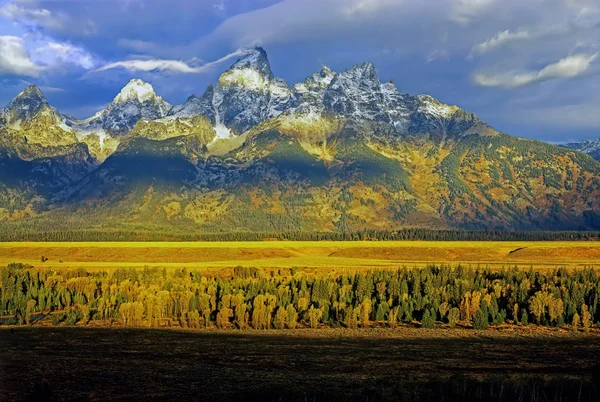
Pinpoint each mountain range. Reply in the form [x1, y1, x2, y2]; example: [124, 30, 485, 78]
[563, 139, 600, 162]
[1, 47, 600, 235]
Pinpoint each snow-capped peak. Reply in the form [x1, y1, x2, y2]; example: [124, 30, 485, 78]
[113, 79, 159, 103]
[564, 138, 600, 161]
[230, 47, 273, 80]
[5, 85, 55, 124]
[16, 85, 46, 101]
[70, 78, 171, 136]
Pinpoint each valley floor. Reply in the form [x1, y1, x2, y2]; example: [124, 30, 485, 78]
[1, 240, 599, 271]
[1, 327, 599, 401]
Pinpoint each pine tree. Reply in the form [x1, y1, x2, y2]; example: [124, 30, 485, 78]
[421, 309, 435, 329]
[472, 309, 488, 330]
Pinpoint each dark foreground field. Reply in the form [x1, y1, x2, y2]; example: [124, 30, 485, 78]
[1, 328, 600, 401]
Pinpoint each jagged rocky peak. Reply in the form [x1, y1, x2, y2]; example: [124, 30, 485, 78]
[213, 47, 292, 133]
[77, 78, 171, 136]
[218, 47, 276, 90]
[167, 84, 215, 124]
[5, 85, 51, 123]
[290, 66, 337, 114]
[230, 47, 273, 80]
[323, 62, 390, 121]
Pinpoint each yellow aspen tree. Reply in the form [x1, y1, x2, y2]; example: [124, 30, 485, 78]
[360, 298, 372, 328]
[231, 294, 245, 310]
[119, 303, 131, 326]
[529, 292, 546, 324]
[221, 294, 232, 309]
[470, 291, 482, 318]
[265, 294, 277, 329]
[79, 304, 90, 325]
[448, 307, 460, 328]
[235, 303, 248, 329]
[252, 295, 267, 329]
[274, 306, 287, 329]
[460, 292, 471, 321]
[548, 299, 564, 325]
[438, 302, 449, 320]
[216, 307, 233, 329]
[388, 306, 399, 328]
[133, 302, 144, 326]
[582, 305, 592, 333]
[308, 305, 322, 329]
[188, 311, 201, 328]
[297, 297, 309, 313]
[572, 312, 580, 331]
[25, 299, 37, 325]
[286, 305, 298, 329]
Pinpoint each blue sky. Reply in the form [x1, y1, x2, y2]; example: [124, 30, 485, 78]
[1, 0, 599, 142]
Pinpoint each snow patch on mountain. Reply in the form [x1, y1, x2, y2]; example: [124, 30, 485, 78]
[214, 123, 233, 140]
[416, 95, 458, 119]
[219, 69, 268, 91]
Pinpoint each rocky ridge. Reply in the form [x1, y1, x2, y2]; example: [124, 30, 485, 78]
[564, 138, 600, 161]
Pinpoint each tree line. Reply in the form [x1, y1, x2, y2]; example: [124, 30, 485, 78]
[1, 263, 599, 331]
[0, 227, 598, 242]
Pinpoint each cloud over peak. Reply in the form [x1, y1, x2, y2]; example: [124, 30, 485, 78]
[91, 49, 247, 75]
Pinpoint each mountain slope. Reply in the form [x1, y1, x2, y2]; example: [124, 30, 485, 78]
[1, 47, 600, 234]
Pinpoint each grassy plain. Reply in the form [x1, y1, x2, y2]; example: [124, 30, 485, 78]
[1, 327, 600, 401]
[0, 240, 599, 271]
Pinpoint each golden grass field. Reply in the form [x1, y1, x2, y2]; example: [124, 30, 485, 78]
[0, 240, 598, 271]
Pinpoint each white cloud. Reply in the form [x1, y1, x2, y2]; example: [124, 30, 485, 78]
[95, 59, 202, 74]
[92, 49, 246, 75]
[473, 53, 598, 87]
[0, 2, 66, 31]
[471, 29, 531, 55]
[0, 1, 96, 36]
[343, 0, 403, 16]
[451, 0, 495, 25]
[39, 85, 64, 93]
[0, 35, 44, 77]
[426, 49, 449, 63]
[40, 42, 97, 69]
[213, 0, 228, 12]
